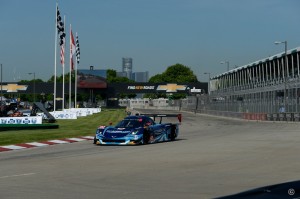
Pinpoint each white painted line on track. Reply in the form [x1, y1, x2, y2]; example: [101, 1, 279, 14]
[0, 173, 36, 179]
[67, 138, 86, 142]
[26, 142, 49, 147]
[47, 140, 70, 144]
[1, 145, 27, 150]
[82, 136, 94, 139]
[1, 135, 95, 153]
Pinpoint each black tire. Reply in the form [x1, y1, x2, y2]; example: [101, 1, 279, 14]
[93, 136, 98, 144]
[170, 126, 177, 141]
[143, 131, 150, 144]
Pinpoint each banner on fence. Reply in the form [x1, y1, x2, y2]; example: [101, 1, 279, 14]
[0, 116, 43, 124]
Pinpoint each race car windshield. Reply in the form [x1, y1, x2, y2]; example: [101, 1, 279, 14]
[115, 119, 143, 128]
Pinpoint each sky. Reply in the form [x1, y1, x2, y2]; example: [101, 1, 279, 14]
[0, 0, 299, 83]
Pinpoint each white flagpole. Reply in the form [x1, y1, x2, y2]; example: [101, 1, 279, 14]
[75, 60, 77, 108]
[62, 15, 66, 110]
[69, 24, 72, 109]
[54, 3, 58, 111]
[75, 32, 78, 108]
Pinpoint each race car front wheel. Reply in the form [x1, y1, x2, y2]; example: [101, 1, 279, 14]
[93, 136, 98, 144]
[143, 132, 150, 144]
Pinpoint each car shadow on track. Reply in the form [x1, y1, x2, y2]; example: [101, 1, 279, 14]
[92, 138, 187, 147]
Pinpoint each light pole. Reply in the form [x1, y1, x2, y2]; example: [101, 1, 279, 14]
[204, 72, 211, 94]
[28, 72, 36, 102]
[275, 40, 287, 112]
[220, 61, 230, 71]
[0, 64, 2, 102]
[204, 72, 211, 111]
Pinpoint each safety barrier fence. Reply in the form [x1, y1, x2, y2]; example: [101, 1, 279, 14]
[127, 97, 300, 122]
[175, 108, 300, 122]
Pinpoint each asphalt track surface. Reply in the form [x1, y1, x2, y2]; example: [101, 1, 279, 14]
[1, 110, 300, 199]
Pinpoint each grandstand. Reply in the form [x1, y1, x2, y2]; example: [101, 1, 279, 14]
[209, 46, 300, 114]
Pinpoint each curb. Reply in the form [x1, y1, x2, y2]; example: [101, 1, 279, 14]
[0, 136, 94, 153]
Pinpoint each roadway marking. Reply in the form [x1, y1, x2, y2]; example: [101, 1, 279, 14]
[0, 136, 94, 153]
[81, 136, 94, 140]
[1, 145, 27, 150]
[0, 173, 36, 179]
[47, 140, 70, 144]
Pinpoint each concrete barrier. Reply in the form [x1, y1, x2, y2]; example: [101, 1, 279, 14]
[266, 113, 273, 121]
[286, 113, 294, 121]
[279, 113, 286, 121]
[273, 113, 279, 121]
[260, 113, 267, 121]
[294, 113, 300, 121]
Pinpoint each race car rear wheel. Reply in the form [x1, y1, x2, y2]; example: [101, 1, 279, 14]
[170, 125, 177, 141]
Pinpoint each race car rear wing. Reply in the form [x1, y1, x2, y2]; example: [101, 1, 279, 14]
[141, 114, 182, 124]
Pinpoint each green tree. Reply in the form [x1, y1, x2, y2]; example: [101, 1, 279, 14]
[146, 63, 198, 99]
[106, 69, 135, 83]
[106, 69, 117, 82]
[19, 79, 44, 83]
[163, 63, 198, 83]
[148, 74, 164, 83]
[47, 72, 76, 83]
[106, 69, 136, 98]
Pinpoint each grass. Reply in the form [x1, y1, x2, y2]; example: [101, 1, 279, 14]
[0, 108, 126, 146]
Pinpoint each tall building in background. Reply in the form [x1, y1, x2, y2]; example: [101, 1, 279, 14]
[132, 71, 149, 82]
[122, 57, 132, 79]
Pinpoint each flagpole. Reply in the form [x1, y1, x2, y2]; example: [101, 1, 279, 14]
[54, 3, 58, 111]
[75, 32, 78, 108]
[62, 15, 66, 110]
[69, 24, 72, 109]
[75, 58, 78, 108]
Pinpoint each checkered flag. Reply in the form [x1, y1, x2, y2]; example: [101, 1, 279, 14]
[56, 6, 65, 46]
[57, 5, 65, 64]
[76, 34, 80, 64]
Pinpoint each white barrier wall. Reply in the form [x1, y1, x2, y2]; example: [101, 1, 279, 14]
[49, 111, 77, 119]
[49, 108, 101, 119]
[0, 116, 43, 124]
[69, 108, 101, 116]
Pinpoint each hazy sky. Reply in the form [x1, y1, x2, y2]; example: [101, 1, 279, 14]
[0, 0, 299, 82]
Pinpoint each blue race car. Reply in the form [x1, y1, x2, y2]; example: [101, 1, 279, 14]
[93, 113, 182, 145]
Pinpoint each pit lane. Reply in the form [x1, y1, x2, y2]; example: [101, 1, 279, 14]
[1, 110, 300, 199]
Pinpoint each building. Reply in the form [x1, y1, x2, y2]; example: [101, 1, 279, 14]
[116, 71, 128, 78]
[122, 57, 132, 79]
[132, 71, 149, 82]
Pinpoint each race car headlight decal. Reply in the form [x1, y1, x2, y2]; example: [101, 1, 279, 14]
[96, 129, 104, 135]
[131, 130, 138, 135]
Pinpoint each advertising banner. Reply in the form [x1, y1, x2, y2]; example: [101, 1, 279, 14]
[49, 111, 77, 119]
[0, 116, 43, 124]
[69, 108, 101, 116]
